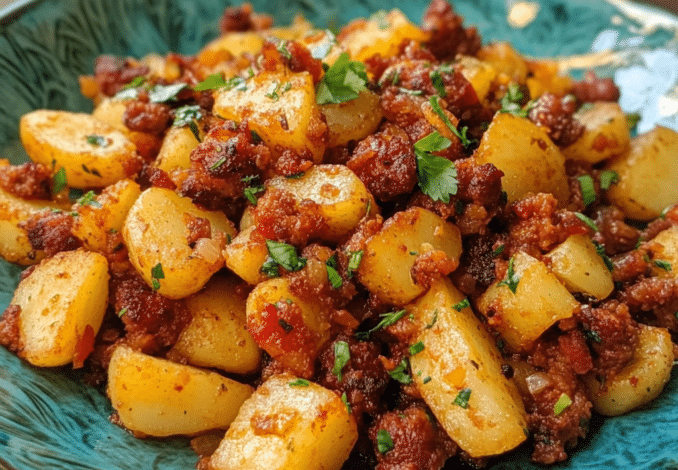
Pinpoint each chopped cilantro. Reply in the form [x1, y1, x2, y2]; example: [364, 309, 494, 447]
[193, 73, 227, 91]
[266, 240, 307, 272]
[655, 259, 672, 271]
[173, 105, 202, 127]
[497, 256, 520, 294]
[76, 191, 101, 208]
[326, 254, 343, 289]
[347, 250, 363, 278]
[289, 379, 310, 387]
[389, 358, 412, 384]
[599, 170, 619, 190]
[592, 241, 614, 272]
[209, 156, 227, 171]
[554, 393, 572, 416]
[261, 257, 280, 278]
[265, 81, 282, 101]
[423, 376, 432, 384]
[356, 309, 407, 340]
[316, 53, 368, 105]
[453, 388, 472, 409]
[52, 167, 67, 194]
[493, 244, 505, 257]
[276, 39, 292, 59]
[582, 327, 602, 344]
[429, 96, 474, 148]
[117, 307, 128, 318]
[122, 76, 146, 89]
[409, 341, 425, 356]
[243, 183, 265, 205]
[415, 132, 458, 203]
[286, 172, 305, 179]
[151, 262, 164, 291]
[398, 87, 423, 95]
[429, 69, 446, 97]
[149, 83, 186, 103]
[86, 134, 108, 147]
[310, 30, 336, 59]
[332, 341, 351, 382]
[113, 88, 139, 100]
[577, 175, 596, 206]
[377, 429, 394, 454]
[499, 83, 529, 117]
[425, 310, 438, 329]
[341, 392, 352, 414]
[575, 212, 599, 232]
[452, 298, 470, 311]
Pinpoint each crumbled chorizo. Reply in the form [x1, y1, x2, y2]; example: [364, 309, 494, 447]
[93, 55, 149, 97]
[421, 0, 482, 61]
[123, 100, 172, 134]
[528, 93, 584, 147]
[572, 71, 620, 104]
[0, 162, 53, 200]
[21, 210, 82, 256]
[218, 2, 273, 33]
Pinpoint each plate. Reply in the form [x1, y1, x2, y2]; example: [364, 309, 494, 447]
[1, 0, 678, 469]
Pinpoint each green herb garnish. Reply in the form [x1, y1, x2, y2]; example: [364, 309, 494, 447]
[554, 393, 572, 416]
[316, 53, 368, 105]
[497, 256, 520, 294]
[577, 175, 596, 206]
[453, 388, 472, 409]
[332, 341, 351, 382]
[599, 170, 619, 190]
[265, 240, 307, 272]
[289, 379, 310, 387]
[151, 262, 165, 291]
[377, 429, 394, 454]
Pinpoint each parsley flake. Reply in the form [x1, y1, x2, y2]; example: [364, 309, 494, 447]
[52, 167, 67, 194]
[429, 96, 474, 148]
[429, 69, 446, 97]
[377, 429, 394, 454]
[577, 175, 596, 206]
[356, 309, 407, 340]
[326, 255, 343, 289]
[77, 191, 101, 208]
[289, 379, 310, 387]
[117, 307, 128, 318]
[425, 310, 438, 329]
[86, 134, 108, 147]
[415, 132, 458, 203]
[453, 388, 472, 409]
[173, 105, 202, 127]
[452, 298, 470, 311]
[497, 256, 520, 294]
[316, 52, 368, 105]
[655, 259, 672, 271]
[332, 341, 351, 382]
[493, 245, 506, 257]
[409, 341, 425, 356]
[265, 240, 307, 272]
[499, 83, 529, 117]
[341, 392, 352, 414]
[599, 170, 619, 190]
[575, 212, 599, 232]
[151, 263, 165, 291]
[389, 358, 412, 384]
[347, 250, 363, 278]
[554, 393, 572, 416]
[592, 241, 614, 272]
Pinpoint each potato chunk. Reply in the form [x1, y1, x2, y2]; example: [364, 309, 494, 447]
[72, 179, 141, 254]
[155, 125, 202, 175]
[19, 110, 141, 188]
[474, 113, 569, 204]
[544, 234, 614, 300]
[477, 251, 578, 351]
[209, 374, 357, 470]
[108, 345, 253, 437]
[213, 69, 327, 163]
[585, 325, 674, 416]
[223, 225, 270, 285]
[605, 126, 678, 220]
[123, 187, 236, 299]
[647, 225, 678, 276]
[407, 278, 527, 457]
[10, 249, 109, 367]
[267, 165, 372, 241]
[358, 207, 462, 306]
[562, 102, 630, 164]
[322, 91, 383, 147]
[170, 275, 261, 374]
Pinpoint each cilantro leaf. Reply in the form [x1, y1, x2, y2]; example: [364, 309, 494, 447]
[499, 83, 529, 117]
[429, 96, 474, 148]
[409, 341, 425, 356]
[52, 167, 67, 194]
[599, 170, 619, 190]
[497, 256, 520, 294]
[575, 212, 599, 232]
[151, 262, 165, 291]
[453, 388, 472, 409]
[149, 83, 187, 103]
[316, 52, 368, 105]
[577, 175, 596, 206]
[326, 255, 343, 289]
[332, 341, 350, 382]
[289, 378, 310, 387]
[452, 298, 470, 311]
[592, 241, 614, 272]
[377, 429, 394, 454]
[347, 250, 363, 278]
[86, 134, 108, 147]
[266, 240, 307, 272]
[415, 133, 458, 204]
[341, 392, 352, 414]
[389, 358, 412, 384]
[356, 309, 407, 340]
[77, 191, 101, 208]
[193, 73, 227, 91]
[173, 105, 202, 127]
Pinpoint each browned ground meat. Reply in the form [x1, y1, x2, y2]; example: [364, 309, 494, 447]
[219, 2, 273, 32]
[123, 100, 172, 134]
[410, 250, 458, 291]
[20, 210, 81, 256]
[184, 214, 212, 247]
[347, 123, 418, 201]
[253, 188, 327, 246]
[0, 305, 22, 354]
[136, 164, 177, 191]
[369, 405, 457, 470]
[110, 270, 191, 355]
[572, 71, 621, 103]
[93, 55, 149, 97]
[0, 162, 52, 200]
[621, 277, 678, 332]
[528, 93, 584, 147]
[506, 193, 589, 257]
[421, 0, 481, 61]
[316, 332, 390, 424]
[260, 40, 323, 85]
[526, 337, 592, 464]
[577, 301, 639, 380]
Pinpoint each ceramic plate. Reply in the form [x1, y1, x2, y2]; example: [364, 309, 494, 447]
[1, 0, 678, 468]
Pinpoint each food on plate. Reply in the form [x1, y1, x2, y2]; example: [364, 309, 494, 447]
[1, 0, 677, 468]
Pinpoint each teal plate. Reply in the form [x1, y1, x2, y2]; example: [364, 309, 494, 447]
[1, 0, 678, 468]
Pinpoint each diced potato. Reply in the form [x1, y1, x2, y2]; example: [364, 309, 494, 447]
[155, 125, 202, 175]
[457, 56, 497, 102]
[140, 53, 182, 82]
[10, 249, 109, 367]
[322, 91, 383, 147]
[267, 165, 372, 241]
[123, 187, 236, 299]
[605, 126, 678, 220]
[265, 15, 314, 41]
[407, 278, 527, 458]
[474, 112, 569, 204]
[476, 43, 528, 84]
[585, 325, 674, 416]
[358, 207, 462, 306]
[213, 69, 327, 163]
[298, 29, 347, 66]
[647, 225, 678, 277]
[339, 9, 430, 62]
[197, 32, 265, 68]
[170, 275, 261, 374]
[209, 374, 357, 470]
[245, 277, 330, 372]
[223, 225, 270, 285]
[562, 102, 630, 164]
[0, 173, 66, 264]
[107, 345, 253, 437]
[544, 234, 614, 300]
[72, 179, 141, 254]
[477, 251, 578, 351]
[19, 110, 142, 188]
[525, 60, 573, 99]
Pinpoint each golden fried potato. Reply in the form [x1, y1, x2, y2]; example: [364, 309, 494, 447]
[562, 102, 630, 164]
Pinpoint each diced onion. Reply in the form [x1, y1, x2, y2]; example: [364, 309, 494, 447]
[525, 372, 552, 395]
[193, 238, 221, 264]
